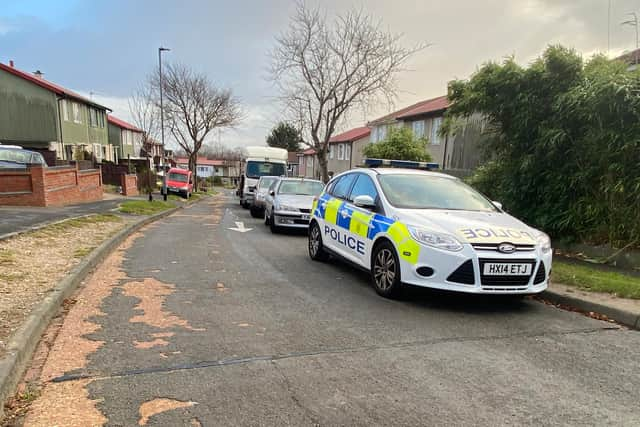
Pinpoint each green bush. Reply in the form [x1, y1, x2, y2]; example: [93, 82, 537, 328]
[363, 127, 432, 162]
[447, 45, 640, 247]
[213, 175, 223, 186]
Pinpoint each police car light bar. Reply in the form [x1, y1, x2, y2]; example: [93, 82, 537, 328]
[363, 158, 440, 170]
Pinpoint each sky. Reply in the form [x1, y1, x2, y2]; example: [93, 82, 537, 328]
[1, 0, 638, 149]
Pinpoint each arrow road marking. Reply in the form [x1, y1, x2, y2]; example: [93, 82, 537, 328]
[228, 221, 253, 233]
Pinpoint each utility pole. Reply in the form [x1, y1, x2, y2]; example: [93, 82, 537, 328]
[159, 46, 171, 200]
[608, 0, 612, 54]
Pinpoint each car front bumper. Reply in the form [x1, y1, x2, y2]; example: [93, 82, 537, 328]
[398, 243, 551, 295]
[273, 211, 312, 228]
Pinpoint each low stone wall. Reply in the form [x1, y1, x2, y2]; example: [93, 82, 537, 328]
[121, 174, 139, 196]
[0, 164, 103, 207]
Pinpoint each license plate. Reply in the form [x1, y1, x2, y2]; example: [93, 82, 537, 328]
[301, 214, 311, 221]
[483, 263, 532, 276]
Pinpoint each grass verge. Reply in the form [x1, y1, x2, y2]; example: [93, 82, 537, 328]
[0, 214, 127, 357]
[551, 260, 640, 299]
[118, 200, 176, 215]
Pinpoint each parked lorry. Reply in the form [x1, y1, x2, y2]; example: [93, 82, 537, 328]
[238, 146, 288, 210]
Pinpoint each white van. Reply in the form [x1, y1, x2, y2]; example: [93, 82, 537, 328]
[239, 146, 288, 209]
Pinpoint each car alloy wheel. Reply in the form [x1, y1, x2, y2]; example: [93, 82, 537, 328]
[371, 242, 402, 298]
[308, 221, 329, 261]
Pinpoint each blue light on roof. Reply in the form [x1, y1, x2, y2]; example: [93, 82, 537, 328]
[363, 158, 439, 170]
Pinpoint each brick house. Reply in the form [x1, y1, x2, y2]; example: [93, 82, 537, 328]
[368, 95, 484, 176]
[107, 115, 144, 162]
[327, 126, 371, 176]
[0, 60, 113, 165]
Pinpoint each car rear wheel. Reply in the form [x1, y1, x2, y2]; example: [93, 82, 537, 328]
[371, 241, 402, 298]
[308, 221, 329, 261]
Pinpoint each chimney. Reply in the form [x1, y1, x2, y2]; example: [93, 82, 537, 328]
[33, 70, 44, 79]
[9, 60, 14, 68]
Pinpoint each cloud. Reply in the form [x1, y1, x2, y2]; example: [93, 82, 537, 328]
[3, 0, 640, 149]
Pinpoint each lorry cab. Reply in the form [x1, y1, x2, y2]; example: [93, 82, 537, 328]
[239, 146, 288, 208]
[166, 167, 193, 198]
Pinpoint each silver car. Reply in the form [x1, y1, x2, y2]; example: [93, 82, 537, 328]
[250, 176, 279, 218]
[0, 145, 47, 169]
[264, 178, 324, 233]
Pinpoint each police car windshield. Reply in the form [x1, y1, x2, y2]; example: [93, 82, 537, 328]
[278, 180, 324, 196]
[378, 174, 497, 211]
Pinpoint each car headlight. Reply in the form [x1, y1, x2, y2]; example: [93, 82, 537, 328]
[535, 231, 551, 254]
[277, 204, 298, 212]
[407, 226, 463, 252]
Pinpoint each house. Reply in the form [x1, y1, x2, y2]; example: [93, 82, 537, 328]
[368, 95, 483, 175]
[298, 148, 318, 179]
[176, 157, 228, 179]
[143, 138, 171, 171]
[107, 115, 143, 162]
[287, 151, 300, 176]
[327, 126, 371, 176]
[616, 48, 639, 71]
[0, 60, 113, 165]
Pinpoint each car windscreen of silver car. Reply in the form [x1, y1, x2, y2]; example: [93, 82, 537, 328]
[378, 174, 497, 211]
[278, 181, 324, 196]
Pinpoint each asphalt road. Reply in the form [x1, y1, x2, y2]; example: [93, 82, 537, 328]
[20, 193, 640, 426]
[0, 199, 125, 238]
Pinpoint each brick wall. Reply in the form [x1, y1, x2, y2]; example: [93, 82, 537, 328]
[120, 174, 139, 196]
[0, 164, 103, 207]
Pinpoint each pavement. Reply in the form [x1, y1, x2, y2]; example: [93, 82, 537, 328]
[0, 197, 126, 238]
[14, 192, 640, 426]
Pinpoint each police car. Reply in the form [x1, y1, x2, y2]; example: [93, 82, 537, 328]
[308, 161, 552, 298]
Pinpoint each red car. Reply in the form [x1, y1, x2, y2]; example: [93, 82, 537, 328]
[166, 168, 193, 198]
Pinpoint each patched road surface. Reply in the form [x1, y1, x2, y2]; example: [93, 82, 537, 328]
[18, 194, 640, 426]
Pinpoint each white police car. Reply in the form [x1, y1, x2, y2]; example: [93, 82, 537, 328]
[308, 163, 552, 298]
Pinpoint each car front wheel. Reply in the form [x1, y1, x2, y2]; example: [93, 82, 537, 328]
[371, 241, 402, 298]
[308, 221, 329, 261]
[269, 213, 279, 233]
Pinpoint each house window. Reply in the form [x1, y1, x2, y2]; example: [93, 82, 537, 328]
[431, 117, 442, 145]
[338, 144, 344, 160]
[345, 144, 351, 161]
[329, 145, 334, 159]
[89, 108, 98, 127]
[73, 102, 82, 123]
[412, 120, 425, 138]
[378, 126, 387, 142]
[308, 156, 313, 168]
[61, 100, 70, 121]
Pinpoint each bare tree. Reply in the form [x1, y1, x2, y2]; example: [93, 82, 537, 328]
[269, 2, 426, 181]
[153, 63, 242, 189]
[129, 82, 160, 158]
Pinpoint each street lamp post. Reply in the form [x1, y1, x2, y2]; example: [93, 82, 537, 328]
[159, 46, 171, 200]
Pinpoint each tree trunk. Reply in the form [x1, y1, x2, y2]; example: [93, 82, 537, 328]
[317, 144, 329, 183]
[189, 153, 199, 192]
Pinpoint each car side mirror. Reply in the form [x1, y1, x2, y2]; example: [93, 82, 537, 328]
[492, 201, 503, 210]
[269, 190, 275, 196]
[354, 195, 376, 209]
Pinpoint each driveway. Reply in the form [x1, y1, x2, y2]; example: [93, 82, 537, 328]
[0, 197, 133, 238]
[19, 192, 640, 426]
